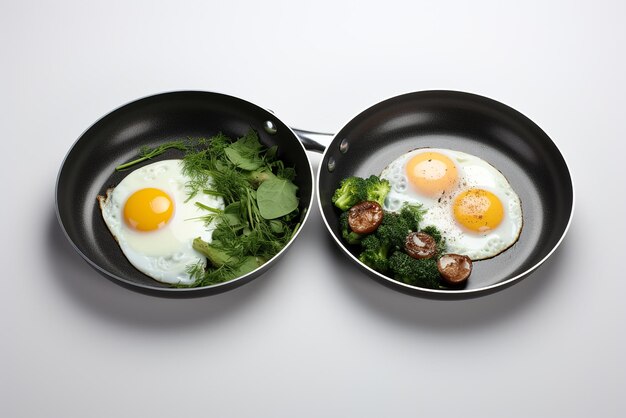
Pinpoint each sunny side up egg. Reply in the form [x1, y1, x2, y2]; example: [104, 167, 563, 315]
[380, 148, 523, 260]
[97, 159, 225, 285]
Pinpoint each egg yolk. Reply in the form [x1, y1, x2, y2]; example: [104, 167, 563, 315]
[123, 188, 174, 231]
[453, 189, 504, 233]
[406, 152, 458, 197]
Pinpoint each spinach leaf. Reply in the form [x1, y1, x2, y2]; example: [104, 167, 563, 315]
[223, 202, 243, 226]
[269, 220, 284, 234]
[265, 145, 278, 161]
[257, 178, 299, 219]
[224, 130, 264, 170]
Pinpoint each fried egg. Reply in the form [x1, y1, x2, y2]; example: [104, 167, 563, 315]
[98, 159, 224, 285]
[381, 148, 522, 260]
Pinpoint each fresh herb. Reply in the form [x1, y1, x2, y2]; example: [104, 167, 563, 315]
[257, 178, 299, 219]
[179, 129, 300, 287]
[224, 130, 264, 170]
[115, 141, 189, 171]
[192, 238, 265, 283]
[118, 129, 301, 287]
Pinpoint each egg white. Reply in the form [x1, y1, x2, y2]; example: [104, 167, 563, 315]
[98, 159, 225, 285]
[380, 148, 523, 260]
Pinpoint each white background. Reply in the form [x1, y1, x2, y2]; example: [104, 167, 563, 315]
[2, 1, 624, 417]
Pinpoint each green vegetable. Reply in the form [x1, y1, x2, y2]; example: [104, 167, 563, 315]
[388, 252, 441, 289]
[179, 129, 300, 286]
[257, 178, 299, 219]
[332, 177, 367, 211]
[331, 171, 449, 287]
[339, 211, 363, 245]
[192, 238, 265, 282]
[192, 238, 234, 266]
[118, 129, 300, 287]
[355, 203, 426, 273]
[247, 168, 278, 187]
[364, 175, 391, 207]
[115, 141, 189, 171]
[421, 225, 447, 258]
[224, 130, 264, 170]
[358, 234, 390, 272]
[375, 203, 426, 249]
[221, 202, 243, 226]
[331, 175, 391, 210]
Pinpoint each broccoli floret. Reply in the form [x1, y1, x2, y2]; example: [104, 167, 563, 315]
[357, 203, 424, 272]
[376, 203, 425, 250]
[358, 234, 390, 272]
[359, 250, 388, 273]
[332, 177, 367, 211]
[421, 225, 447, 257]
[332, 175, 390, 210]
[420, 225, 442, 242]
[339, 211, 363, 245]
[399, 203, 426, 231]
[375, 212, 409, 250]
[364, 175, 391, 207]
[388, 252, 441, 289]
[361, 233, 385, 252]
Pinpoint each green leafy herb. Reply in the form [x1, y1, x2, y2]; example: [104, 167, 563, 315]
[115, 141, 188, 171]
[257, 178, 299, 219]
[178, 129, 300, 286]
[116, 129, 301, 288]
[224, 130, 264, 170]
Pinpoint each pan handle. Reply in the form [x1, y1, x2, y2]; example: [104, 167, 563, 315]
[291, 128, 334, 153]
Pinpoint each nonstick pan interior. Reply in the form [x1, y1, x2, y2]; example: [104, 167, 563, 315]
[56, 91, 314, 297]
[318, 91, 574, 298]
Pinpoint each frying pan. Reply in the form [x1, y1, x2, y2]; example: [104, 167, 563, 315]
[316, 90, 574, 299]
[57, 90, 573, 299]
[56, 91, 316, 297]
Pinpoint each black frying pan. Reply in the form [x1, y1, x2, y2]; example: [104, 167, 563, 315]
[57, 90, 573, 299]
[317, 90, 574, 299]
[56, 91, 316, 297]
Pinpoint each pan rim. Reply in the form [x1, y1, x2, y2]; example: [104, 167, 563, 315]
[55, 90, 316, 294]
[315, 89, 575, 297]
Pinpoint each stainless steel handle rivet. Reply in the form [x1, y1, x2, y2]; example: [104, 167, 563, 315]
[264, 120, 278, 135]
[339, 138, 349, 153]
[327, 157, 336, 172]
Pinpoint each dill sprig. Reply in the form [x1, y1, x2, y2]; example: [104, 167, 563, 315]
[115, 141, 189, 171]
